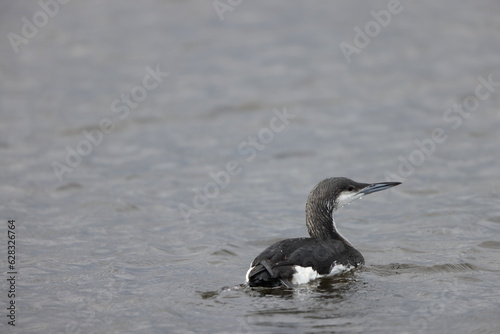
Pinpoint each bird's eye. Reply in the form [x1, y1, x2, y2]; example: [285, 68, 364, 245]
[347, 185, 354, 191]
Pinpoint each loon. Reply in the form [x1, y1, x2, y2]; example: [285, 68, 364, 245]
[246, 177, 401, 288]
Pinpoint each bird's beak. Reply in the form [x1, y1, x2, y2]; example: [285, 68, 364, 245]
[358, 182, 401, 195]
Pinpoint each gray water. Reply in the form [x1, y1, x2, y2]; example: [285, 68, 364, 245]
[1, 1, 500, 333]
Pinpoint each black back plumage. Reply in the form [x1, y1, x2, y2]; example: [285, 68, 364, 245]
[247, 238, 364, 287]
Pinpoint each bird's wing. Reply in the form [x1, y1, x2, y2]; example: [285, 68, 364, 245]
[278, 239, 347, 274]
[247, 238, 347, 286]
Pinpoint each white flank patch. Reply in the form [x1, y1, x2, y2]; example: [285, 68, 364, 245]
[291, 266, 321, 285]
[292, 263, 356, 285]
[248, 262, 359, 285]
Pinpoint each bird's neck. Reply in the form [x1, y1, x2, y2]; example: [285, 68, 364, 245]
[306, 200, 349, 243]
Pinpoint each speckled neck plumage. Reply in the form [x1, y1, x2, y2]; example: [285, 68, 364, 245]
[305, 198, 345, 241]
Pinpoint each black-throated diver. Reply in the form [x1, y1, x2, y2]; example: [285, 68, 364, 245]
[246, 177, 401, 288]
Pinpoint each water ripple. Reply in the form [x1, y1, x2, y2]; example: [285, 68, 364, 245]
[370, 262, 484, 276]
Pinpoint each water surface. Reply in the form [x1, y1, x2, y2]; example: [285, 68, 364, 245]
[1, 1, 500, 333]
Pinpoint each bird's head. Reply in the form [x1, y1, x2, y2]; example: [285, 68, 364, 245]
[307, 177, 401, 213]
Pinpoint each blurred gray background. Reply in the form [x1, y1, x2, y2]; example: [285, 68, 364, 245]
[1, 1, 499, 333]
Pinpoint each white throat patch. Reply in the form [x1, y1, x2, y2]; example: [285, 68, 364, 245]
[336, 192, 363, 209]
